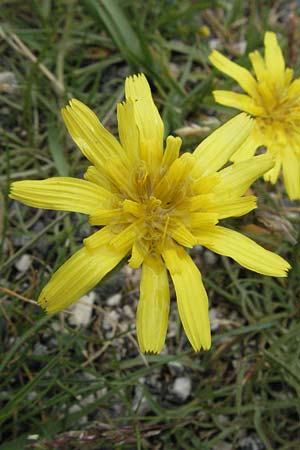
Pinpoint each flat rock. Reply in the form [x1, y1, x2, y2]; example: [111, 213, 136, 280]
[172, 376, 192, 401]
[68, 292, 96, 327]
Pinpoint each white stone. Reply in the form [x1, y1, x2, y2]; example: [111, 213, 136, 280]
[27, 435, 39, 441]
[68, 404, 87, 424]
[235, 40, 247, 55]
[68, 291, 96, 327]
[33, 343, 47, 356]
[209, 308, 220, 331]
[203, 250, 218, 266]
[123, 304, 134, 319]
[96, 387, 108, 399]
[14, 254, 32, 272]
[209, 38, 222, 50]
[102, 310, 120, 330]
[27, 391, 37, 401]
[172, 376, 192, 401]
[167, 361, 184, 376]
[106, 293, 122, 306]
[79, 393, 95, 407]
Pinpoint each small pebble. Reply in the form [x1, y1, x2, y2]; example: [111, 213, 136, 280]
[79, 393, 95, 407]
[209, 38, 222, 50]
[27, 391, 37, 401]
[132, 386, 150, 415]
[68, 292, 96, 327]
[106, 293, 122, 307]
[122, 265, 141, 285]
[238, 436, 265, 450]
[2, 238, 9, 255]
[96, 387, 108, 399]
[27, 435, 39, 441]
[167, 361, 184, 376]
[14, 254, 32, 273]
[194, 244, 204, 254]
[123, 304, 134, 319]
[33, 343, 47, 356]
[203, 250, 218, 266]
[209, 308, 220, 331]
[68, 404, 87, 424]
[235, 40, 247, 55]
[172, 376, 192, 401]
[102, 310, 120, 330]
[217, 414, 229, 424]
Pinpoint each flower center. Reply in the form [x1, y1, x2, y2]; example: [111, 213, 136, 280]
[141, 196, 169, 241]
[256, 84, 300, 143]
[124, 159, 193, 257]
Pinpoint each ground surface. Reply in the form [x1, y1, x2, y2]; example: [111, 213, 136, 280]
[1, 1, 300, 449]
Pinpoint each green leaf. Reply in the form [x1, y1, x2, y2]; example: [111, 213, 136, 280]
[82, 0, 145, 66]
[48, 121, 69, 176]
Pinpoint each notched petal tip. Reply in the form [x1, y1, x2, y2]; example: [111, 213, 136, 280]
[278, 260, 291, 277]
[126, 72, 147, 83]
[38, 295, 50, 314]
[61, 97, 79, 113]
[142, 346, 162, 355]
[8, 182, 18, 200]
[125, 72, 149, 98]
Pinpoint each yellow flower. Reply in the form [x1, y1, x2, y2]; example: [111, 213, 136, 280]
[209, 31, 300, 200]
[10, 74, 290, 353]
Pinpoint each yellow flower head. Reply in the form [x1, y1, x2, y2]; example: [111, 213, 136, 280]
[210, 31, 300, 200]
[10, 74, 290, 353]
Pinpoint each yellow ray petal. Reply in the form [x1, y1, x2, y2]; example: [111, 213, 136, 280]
[188, 193, 215, 212]
[89, 207, 123, 226]
[257, 81, 277, 110]
[38, 245, 128, 313]
[9, 177, 112, 214]
[264, 32, 285, 87]
[214, 154, 275, 197]
[212, 90, 264, 116]
[190, 212, 219, 228]
[287, 78, 300, 98]
[117, 99, 139, 163]
[284, 67, 294, 87]
[282, 147, 300, 200]
[61, 99, 125, 168]
[192, 113, 253, 176]
[154, 153, 194, 202]
[123, 199, 144, 217]
[125, 74, 164, 169]
[104, 158, 138, 200]
[84, 224, 135, 254]
[109, 222, 139, 252]
[263, 152, 282, 184]
[84, 165, 113, 191]
[200, 226, 290, 277]
[136, 256, 170, 353]
[192, 173, 220, 195]
[230, 130, 260, 163]
[161, 135, 182, 169]
[209, 50, 257, 97]
[84, 226, 112, 251]
[203, 196, 257, 219]
[168, 221, 196, 248]
[128, 241, 146, 268]
[249, 50, 267, 82]
[163, 246, 211, 351]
